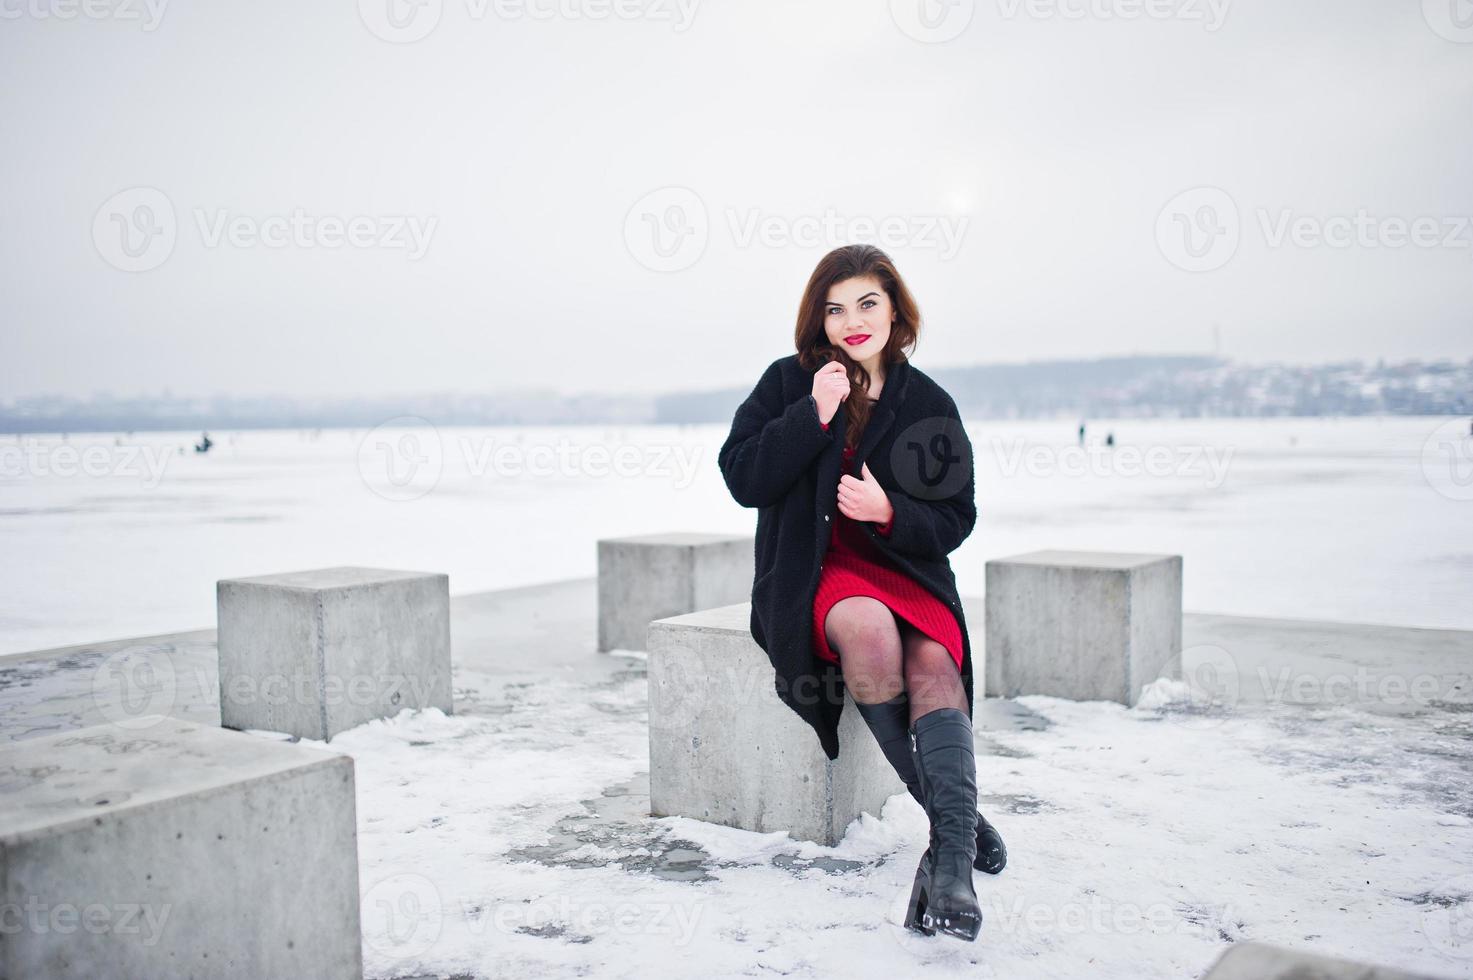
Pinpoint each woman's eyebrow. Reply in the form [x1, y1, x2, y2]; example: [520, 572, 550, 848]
[826, 292, 881, 307]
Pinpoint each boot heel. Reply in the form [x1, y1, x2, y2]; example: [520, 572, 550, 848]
[902, 850, 935, 935]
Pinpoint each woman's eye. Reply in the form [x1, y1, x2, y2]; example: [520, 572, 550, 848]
[861, 300, 876, 310]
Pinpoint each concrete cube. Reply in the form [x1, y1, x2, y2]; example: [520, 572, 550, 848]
[598, 532, 753, 653]
[985, 550, 1182, 705]
[0, 715, 361, 980]
[217, 566, 451, 741]
[647, 602, 905, 846]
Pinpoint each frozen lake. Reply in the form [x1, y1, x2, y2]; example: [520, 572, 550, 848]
[1, 415, 1470, 655]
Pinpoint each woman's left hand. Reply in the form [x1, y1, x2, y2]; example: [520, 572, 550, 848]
[838, 462, 895, 525]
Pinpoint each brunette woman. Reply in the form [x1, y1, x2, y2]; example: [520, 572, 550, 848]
[717, 244, 1005, 942]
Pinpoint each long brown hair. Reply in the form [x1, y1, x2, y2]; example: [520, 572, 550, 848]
[794, 244, 921, 450]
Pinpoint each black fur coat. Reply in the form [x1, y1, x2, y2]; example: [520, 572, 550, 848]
[717, 353, 977, 759]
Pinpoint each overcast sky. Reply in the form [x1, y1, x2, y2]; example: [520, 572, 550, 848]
[1, 0, 1470, 401]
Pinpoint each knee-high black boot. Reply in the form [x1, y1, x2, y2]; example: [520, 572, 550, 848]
[909, 706, 983, 941]
[854, 694, 1007, 876]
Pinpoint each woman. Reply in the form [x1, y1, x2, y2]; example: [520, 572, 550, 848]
[717, 244, 1005, 942]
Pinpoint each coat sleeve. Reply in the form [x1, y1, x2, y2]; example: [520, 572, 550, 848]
[877, 401, 977, 561]
[719, 360, 833, 508]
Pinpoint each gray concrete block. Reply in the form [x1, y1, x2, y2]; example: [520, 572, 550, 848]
[647, 602, 905, 846]
[1202, 940, 1449, 979]
[0, 715, 362, 980]
[217, 566, 452, 741]
[985, 550, 1182, 705]
[597, 532, 753, 653]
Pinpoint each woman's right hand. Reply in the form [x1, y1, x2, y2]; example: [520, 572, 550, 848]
[811, 360, 850, 425]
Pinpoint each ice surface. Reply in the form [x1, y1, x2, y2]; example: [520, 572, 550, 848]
[2, 416, 1470, 655]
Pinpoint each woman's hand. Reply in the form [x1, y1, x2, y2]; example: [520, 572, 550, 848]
[811, 360, 850, 425]
[838, 461, 895, 525]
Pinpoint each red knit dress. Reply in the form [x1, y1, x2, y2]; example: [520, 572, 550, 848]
[811, 423, 965, 671]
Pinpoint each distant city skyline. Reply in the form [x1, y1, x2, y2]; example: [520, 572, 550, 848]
[4, 353, 1467, 433]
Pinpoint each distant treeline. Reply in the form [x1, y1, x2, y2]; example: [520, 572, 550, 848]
[3, 355, 1468, 434]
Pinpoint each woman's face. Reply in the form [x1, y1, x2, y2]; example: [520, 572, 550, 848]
[823, 274, 893, 362]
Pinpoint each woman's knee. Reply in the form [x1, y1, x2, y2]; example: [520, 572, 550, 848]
[827, 597, 901, 656]
[827, 597, 903, 700]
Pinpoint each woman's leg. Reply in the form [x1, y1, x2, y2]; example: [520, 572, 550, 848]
[824, 595, 904, 704]
[898, 620, 967, 724]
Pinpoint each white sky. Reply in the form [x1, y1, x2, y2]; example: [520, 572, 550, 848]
[1, 0, 1470, 400]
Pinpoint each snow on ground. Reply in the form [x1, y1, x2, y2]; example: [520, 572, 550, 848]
[243, 659, 1473, 980]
